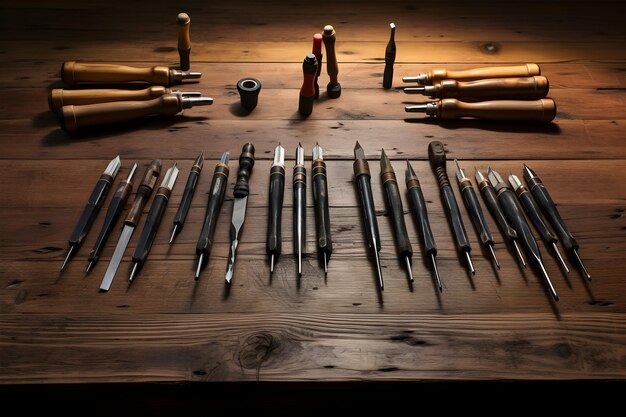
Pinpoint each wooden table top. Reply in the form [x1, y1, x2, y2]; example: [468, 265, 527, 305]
[1, 0, 625, 384]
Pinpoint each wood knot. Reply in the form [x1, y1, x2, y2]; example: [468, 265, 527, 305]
[238, 332, 281, 370]
[480, 42, 500, 54]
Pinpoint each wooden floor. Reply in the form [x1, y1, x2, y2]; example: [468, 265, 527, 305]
[1, 0, 626, 387]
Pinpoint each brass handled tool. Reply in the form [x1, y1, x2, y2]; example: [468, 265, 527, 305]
[381, 150, 413, 282]
[86, 163, 137, 273]
[406, 98, 556, 121]
[523, 165, 591, 280]
[354, 142, 384, 291]
[322, 25, 341, 98]
[299, 54, 318, 116]
[312, 33, 323, 99]
[428, 142, 474, 275]
[49, 87, 201, 112]
[312, 143, 333, 274]
[58, 93, 213, 132]
[60, 156, 121, 272]
[293, 143, 307, 277]
[225, 144, 255, 284]
[488, 168, 558, 301]
[170, 152, 204, 244]
[61, 61, 201, 86]
[404, 76, 549, 100]
[100, 160, 161, 292]
[383, 23, 396, 89]
[406, 161, 442, 291]
[403, 63, 541, 85]
[455, 160, 499, 269]
[195, 152, 230, 280]
[176, 12, 191, 71]
[267, 144, 285, 274]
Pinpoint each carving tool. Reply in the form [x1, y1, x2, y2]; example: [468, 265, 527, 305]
[293, 143, 307, 277]
[62, 61, 201, 86]
[404, 76, 549, 100]
[312, 143, 333, 274]
[176, 12, 191, 71]
[383, 23, 396, 89]
[267, 144, 285, 274]
[298, 54, 318, 116]
[312, 33, 323, 99]
[322, 25, 341, 98]
[403, 63, 541, 85]
[170, 152, 204, 244]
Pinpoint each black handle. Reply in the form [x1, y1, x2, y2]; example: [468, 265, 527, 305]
[234, 143, 255, 198]
[173, 168, 200, 228]
[407, 185, 437, 256]
[266, 165, 285, 257]
[196, 164, 229, 256]
[357, 174, 381, 251]
[383, 35, 396, 89]
[517, 190, 558, 244]
[132, 191, 169, 266]
[460, 185, 494, 246]
[69, 176, 113, 247]
[442, 186, 472, 253]
[313, 164, 333, 256]
[293, 166, 307, 255]
[529, 182, 579, 251]
[479, 184, 518, 242]
[383, 179, 412, 256]
[498, 189, 542, 262]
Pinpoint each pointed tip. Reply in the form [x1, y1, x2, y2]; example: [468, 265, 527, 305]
[129, 263, 138, 282]
[270, 253, 274, 274]
[86, 262, 93, 273]
[60, 247, 74, 272]
[354, 141, 361, 149]
[169, 225, 177, 244]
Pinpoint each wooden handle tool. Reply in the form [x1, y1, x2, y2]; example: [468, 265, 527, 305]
[322, 25, 341, 98]
[404, 76, 549, 100]
[61, 61, 201, 86]
[176, 13, 191, 71]
[403, 63, 541, 85]
[406, 98, 556, 121]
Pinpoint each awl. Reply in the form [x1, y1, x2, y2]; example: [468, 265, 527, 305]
[170, 152, 204, 244]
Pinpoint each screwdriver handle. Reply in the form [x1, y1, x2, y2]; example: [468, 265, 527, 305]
[356, 174, 381, 251]
[516, 188, 559, 244]
[312, 33, 323, 99]
[69, 174, 115, 247]
[49, 87, 170, 112]
[197, 162, 230, 256]
[459, 180, 494, 246]
[62, 61, 173, 86]
[234, 143, 255, 198]
[177, 13, 191, 71]
[312, 160, 333, 255]
[293, 163, 307, 259]
[381, 173, 412, 256]
[267, 165, 285, 258]
[125, 160, 162, 227]
[437, 98, 556, 121]
[477, 180, 518, 242]
[173, 163, 202, 228]
[406, 177, 437, 256]
[299, 54, 318, 116]
[429, 63, 540, 84]
[497, 189, 542, 261]
[322, 26, 339, 85]
[131, 191, 169, 265]
[429, 76, 549, 100]
[383, 24, 396, 89]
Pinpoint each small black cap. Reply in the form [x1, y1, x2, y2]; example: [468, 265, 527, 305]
[236, 78, 262, 111]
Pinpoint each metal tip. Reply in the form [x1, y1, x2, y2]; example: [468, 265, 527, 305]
[403, 87, 426, 94]
[488, 244, 500, 269]
[454, 158, 465, 181]
[573, 249, 591, 280]
[390, 22, 396, 30]
[127, 163, 139, 182]
[475, 168, 486, 184]
[221, 151, 230, 164]
[296, 143, 305, 165]
[405, 160, 416, 181]
[225, 266, 233, 284]
[324, 252, 328, 274]
[169, 225, 178, 244]
[405, 104, 428, 113]
[60, 246, 75, 272]
[270, 253, 275, 274]
[465, 251, 475, 275]
[298, 252, 302, 277]
[129, 262, 139, 282]
[431, 254, 442, 292]
[105, 155, 122, 178]
[86, 261, 93, 273]
[552, 242, 570, 274]
[195, 254, 204, 280]
[508, 174, 522, 190]
[380, 149, 391, 170]
[354, 141, 365, 159]
[536, 257, 559, 301]
[513, 240, 527, 268]
[194, 152, 204, 168]
[183, 71, 202, 79]
[313, 143, 323, 161]
[522, 164, 536, 181]
[374, 249, 384, 291]
[405, 256, 413, 282]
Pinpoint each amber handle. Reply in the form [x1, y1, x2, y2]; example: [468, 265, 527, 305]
[125, 160, 162, 227]
[58, 95, 182, 132]
[430, 63, 540, 83]
[62, 61, 171, 86]
[438, 98, 556, 121]
[49, 86, 170, 112]
[439, 76, 549, 100]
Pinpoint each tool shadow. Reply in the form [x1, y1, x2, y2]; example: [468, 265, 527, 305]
[402, 118, 562, 135]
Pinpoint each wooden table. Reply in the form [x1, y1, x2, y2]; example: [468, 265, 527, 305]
[1, 0, 625, 393]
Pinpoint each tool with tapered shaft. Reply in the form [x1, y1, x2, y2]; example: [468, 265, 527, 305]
[509, 174, 570, 274]
[404, 76, 550, 100]
[225, 144, 256, 284]
[428, 142, 474, 275]
[475, 169, 526, 269]
[353, 142, 384, 290]
[293, 143, 307, 277]
[129, 163, 179, 283]
[380, 150, 413, 282]
[403, 63, 541, 85]
[100, 160, 161, 292]
[322, 25, 341, 98]
[405, 98, 556, 122]
[62, 61, 201, 86]
[383, 23, 396, 89]
[195, 152, 230, 280]
[488, 168, 558, 301]
[170, 152, 204, 244]
[455, 159, 499, 269]
[312, 143, 333, 274]
[176, 13, 191, 71]
[86, 163, 137, 272]
[267, 145, 285, 274]
[406, 161, 442, 291]
[61, 156, 121, 272]
[312, 33, 323, 99]
[523, 165, 591, 281]
[299, 54, 318, 116]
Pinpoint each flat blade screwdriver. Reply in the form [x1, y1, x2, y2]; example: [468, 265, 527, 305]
[312, 143, 333, 274]
[454, 159, 499, 269]
[406, 161, 442, 291]
[170, 152, 204, 244]
[293, 143, 307, 277]
[523, 164, 591, 281]
[61, 156, 121, 272]
[428, 142, 474, 275]
[267, 144, 285, 274]
[380, 150, 413, 282]
[195, 152, 230, 280]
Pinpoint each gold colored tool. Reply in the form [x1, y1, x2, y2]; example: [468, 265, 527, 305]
[404, 76, 549, 100]
[403, 63, 541, 85]
[405, 98, 556, 121]
[61, 61, 201, 86]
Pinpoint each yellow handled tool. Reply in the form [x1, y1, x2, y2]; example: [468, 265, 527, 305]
[403, 63, 541, 85]
[405, 98, 556, 121]
[62, 61, 201, 86]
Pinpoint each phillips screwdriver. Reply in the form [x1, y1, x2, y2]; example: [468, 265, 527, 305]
[404, 76, 549, 100]
[523, 165, 591, 280]
[129, 163, 179, 283]
[170, 152, 204, 244]
[61, 155, 121, 272]
[353, 142, 384, 290]
[428, 141, 474, 275]
[176, 13, 192, 71]
[406, 161, 442, 291]
[195, 152, 230, 280]
[405, 98, 557, 122]
[455, 159, 499, 269]
[488, 168, 558, 301]
[383, 23, 396, 89]
[380, 149, 413, 282]
[86, 162, 137, 273]
[475, 169, 526, 269]
[403, 63, 541, 85]
[293, 143, 307, 277]
[312, 143, 333, 274]
[61, 61, 201, 86]
[267, 144, 285, 274]
[509, 174, 569, 274]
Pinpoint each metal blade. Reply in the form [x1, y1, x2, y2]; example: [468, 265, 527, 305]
[100, 225, 134, 291]
[225, 196, 248, 284]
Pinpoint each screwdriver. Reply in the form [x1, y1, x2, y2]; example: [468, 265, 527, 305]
[428, 142, 474, 275]
[454, 159, 499, 269]
[402, 63, 541, 85]
[405, 98, 557, 122]
[353, 142, 384, 290]
[405, 161, 442, 291]
[176, 13, 191, 71]
[523, 164, 591, 280]
[60, 156, 121, 272]
[61, 61, 201, 86]
[298, 54, 318, 116]
[404, 76, 549, 100]
[312, 143, 333, 274]
[86, 162, 138, 273]
[383, 23, 396, 89]
[509, 174, 569, 274]
[293, 143, 307, 277]
[267, 144, 285, 274]
[380, 149, 413, 282]
[129, 163, 179, 283]
[475, 169, 526, 269]
[322, 25, 341, 98]
[312, 33, 323, 99]
[195, 152, 230, 280]
[170, 152, 204, 244]
[488, 168, 558, 301]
